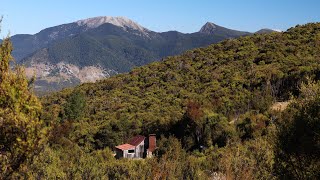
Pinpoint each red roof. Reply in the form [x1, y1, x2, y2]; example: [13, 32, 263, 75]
[115, 143, 135, 151]
[128, 135, 145, 146]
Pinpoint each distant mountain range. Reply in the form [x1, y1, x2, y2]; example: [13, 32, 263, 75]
[6, 16, 277, 92]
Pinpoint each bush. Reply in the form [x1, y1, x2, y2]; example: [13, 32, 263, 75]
[275, 95, 320, 179]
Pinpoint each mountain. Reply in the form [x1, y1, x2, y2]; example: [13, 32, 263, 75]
[11, 16, 149, 62]
[11, 16, 255, 92]
[255, 28, 278, 34]
[76, 16, 148, 32]
[199, 22, 251, 37]
[11, 24, 86, 61]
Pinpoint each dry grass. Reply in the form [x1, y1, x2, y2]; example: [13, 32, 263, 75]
[270, 101, 291, 111]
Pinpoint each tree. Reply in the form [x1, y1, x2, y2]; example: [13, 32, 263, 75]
[64, 90, 86, 121]
[0, 29, 46, 178]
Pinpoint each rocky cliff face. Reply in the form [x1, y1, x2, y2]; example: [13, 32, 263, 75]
[25, 62, 117, 92]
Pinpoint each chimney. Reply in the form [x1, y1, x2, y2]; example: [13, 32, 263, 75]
[148, 134, 156, 152]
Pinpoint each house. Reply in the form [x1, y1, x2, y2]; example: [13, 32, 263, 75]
[115, 134, 156, 159]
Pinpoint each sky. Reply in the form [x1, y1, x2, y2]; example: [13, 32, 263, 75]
[0, 0, 320, 36]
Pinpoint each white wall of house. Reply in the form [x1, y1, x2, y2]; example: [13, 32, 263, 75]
[124, 149, 135, 158]
[134, 140, 144, 158]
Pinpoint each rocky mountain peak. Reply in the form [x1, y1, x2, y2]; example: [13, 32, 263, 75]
[199, 22, 218, 34]
[76, 16, 148, 32]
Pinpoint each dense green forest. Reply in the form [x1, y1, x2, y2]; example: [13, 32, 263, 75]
[1, 23, 320, 179]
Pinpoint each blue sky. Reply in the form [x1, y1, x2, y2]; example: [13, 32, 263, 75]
[1, 0, 320, 36]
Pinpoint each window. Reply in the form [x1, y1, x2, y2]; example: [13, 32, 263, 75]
[128, 149, 134, 153]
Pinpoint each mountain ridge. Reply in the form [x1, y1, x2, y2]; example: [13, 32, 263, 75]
[76, 16, 149, 33]
[11, 17, 257, 62]
[199, 22, 251, 37]
[11, 16, 278, 92]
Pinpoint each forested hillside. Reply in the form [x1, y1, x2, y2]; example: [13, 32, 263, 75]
[42, 22, 320, 145]
[1, 23, 320, 179]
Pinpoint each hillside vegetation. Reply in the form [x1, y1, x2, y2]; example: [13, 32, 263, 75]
[42, 23, 320, 145]
[2, 23, 320, 179]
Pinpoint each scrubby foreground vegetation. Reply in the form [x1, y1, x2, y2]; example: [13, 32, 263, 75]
[1, 23, 320, 179]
